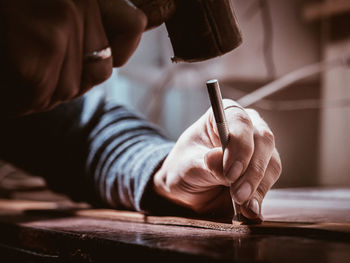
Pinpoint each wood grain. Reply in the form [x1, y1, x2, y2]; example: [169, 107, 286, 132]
[0, 188, 350, 262]
[1, 188, 350, 236]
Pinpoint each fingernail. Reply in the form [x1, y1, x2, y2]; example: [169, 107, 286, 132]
[249, 199, 260, 215]
[234, 182, 252, 204]
[227, 161, 243, 183]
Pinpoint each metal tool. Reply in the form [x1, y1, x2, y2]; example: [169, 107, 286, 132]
[130, 0, 242, 62]
[206, 79, 243, 223]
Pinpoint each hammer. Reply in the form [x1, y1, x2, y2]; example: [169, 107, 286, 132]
[130, 0, 242, 62]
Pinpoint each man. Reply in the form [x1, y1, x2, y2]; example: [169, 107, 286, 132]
[0, 0, 281, 221]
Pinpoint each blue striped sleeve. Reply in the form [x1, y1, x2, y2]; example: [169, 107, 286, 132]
[0, 88, 175, 212]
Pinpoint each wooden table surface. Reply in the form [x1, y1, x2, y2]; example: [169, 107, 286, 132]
[0, 187, 350, 263]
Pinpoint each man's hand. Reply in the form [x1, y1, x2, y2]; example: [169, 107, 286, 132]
[0, 0, 146, 116]
[153, 100, 281, 220]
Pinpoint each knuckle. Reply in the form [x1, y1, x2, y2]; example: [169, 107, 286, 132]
[231, 136, 254, 160]
[270, 155, 282, 179]
[119, 7, 147, 36]
[245, 108, 261, 122]
[235, 112, 253, 129]
[257, 128, 275, 148]
[108, 7, 146, 42]
[250, 160, 266, 180]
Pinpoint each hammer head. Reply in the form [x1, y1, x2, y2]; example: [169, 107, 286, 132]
[131, 0, 242, 63]
[166, 0, 242, 62]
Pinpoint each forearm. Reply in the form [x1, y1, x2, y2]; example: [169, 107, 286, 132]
[86, 101, 174, 210]
[0, 88, 174, 211]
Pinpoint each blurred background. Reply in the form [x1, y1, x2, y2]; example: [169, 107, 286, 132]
[109, 0, 350, 188]
[1, 0, 350, 197]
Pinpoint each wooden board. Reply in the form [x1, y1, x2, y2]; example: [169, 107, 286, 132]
[0, 188, 350, 262]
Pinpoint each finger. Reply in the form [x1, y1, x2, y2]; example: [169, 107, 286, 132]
[98, 0, 147, 67]
[220, 100, 254, 184]
[239, 149, 282, 220]
[204, 148, 230, 186]
[50, 22, 82, 105]
[230, 111, 275, 204]
[5, 0, 78, 113]
[76, 0, 112, 94]
[48, 0, 85, 105]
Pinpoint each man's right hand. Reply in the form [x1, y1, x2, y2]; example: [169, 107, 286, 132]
[0, 0, 146, 116]
[153, 100, 282, 221]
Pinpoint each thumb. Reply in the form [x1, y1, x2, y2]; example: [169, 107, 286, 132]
[204, 148, 230, 186]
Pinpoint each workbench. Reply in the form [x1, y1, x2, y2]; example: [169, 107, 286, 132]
[0, 187, 350, 263]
